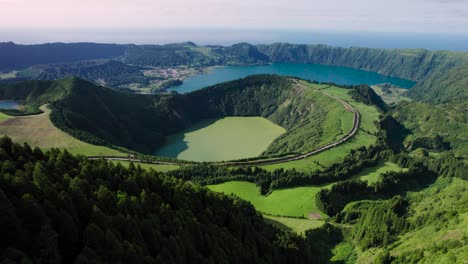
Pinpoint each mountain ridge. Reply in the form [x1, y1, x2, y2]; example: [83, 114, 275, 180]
[1, 41, 466, 103]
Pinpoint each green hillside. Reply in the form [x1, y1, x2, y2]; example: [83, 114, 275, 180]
[392, 101, 468, 158]
[332, 177, 467, 263]
[0, 75, 354, 157]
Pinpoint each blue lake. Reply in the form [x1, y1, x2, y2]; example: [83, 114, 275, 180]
[168, 63, 416, 93]
[0, 100, 19, 109]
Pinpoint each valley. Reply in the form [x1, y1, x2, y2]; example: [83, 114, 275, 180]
[0, 42, 466, 264]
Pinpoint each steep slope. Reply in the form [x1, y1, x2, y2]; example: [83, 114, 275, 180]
[256, 43, 468, 103]
[406, 64, 468, 104]
[0, 79, 73, 114]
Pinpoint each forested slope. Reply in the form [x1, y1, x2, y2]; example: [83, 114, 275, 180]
[0, 136, 321, 263]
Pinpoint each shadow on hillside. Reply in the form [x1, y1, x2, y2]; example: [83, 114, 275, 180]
[262, 216, 294, 233]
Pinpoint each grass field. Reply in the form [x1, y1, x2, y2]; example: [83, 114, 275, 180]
[207, 181, 330, 218]
[155, 117, 286, 162]
[207, 181, 332, 232]
[0, 105, 123, 156]
[353, 161, 408, 185]
[0, 112, 11, 123]
[110, 160, 180, 172]
[263, 215, 324, 234]
[262, 83, 380, 172]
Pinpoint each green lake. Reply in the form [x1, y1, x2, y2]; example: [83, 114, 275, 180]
[154, 117, 286, 162]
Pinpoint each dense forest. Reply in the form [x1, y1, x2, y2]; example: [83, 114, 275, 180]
[0, 136, 336, 263]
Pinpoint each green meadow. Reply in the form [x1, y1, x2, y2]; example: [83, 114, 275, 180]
[155, 117, 286, 162]
[207, 181, 330, 218]
[207, 181, 333, 232]
[354, 161, 408, 185]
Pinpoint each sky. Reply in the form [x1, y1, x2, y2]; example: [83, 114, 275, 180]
[0, 0, 468, 48]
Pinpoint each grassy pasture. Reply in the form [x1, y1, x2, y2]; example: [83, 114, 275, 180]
[207, 181, 332, 233]
[155, 117, 286, 162]
[353, 161, 408, 185]
[207, 181, 330, 218]
[0, 105, 123, 156]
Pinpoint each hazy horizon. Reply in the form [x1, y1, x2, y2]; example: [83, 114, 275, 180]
[2, 0, 468, 51]
[2, 28, 468, 51]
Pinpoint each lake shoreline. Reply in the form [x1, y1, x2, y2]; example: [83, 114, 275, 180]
[166, 63, 416, 93]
